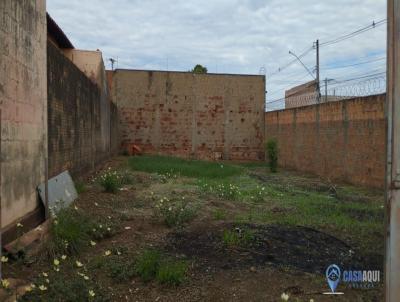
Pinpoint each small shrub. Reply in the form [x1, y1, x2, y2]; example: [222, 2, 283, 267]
[47, 207, 93, 256]
[106, 257, 136, 282]
[249, 185, 267, 203]
[222, 228, 255, 247]
[222, 230, 241, 246]
[266, 138, 278, 173]
[135, 249, 161, 282]
[98, 169, 122, 193]
[154, 197, 198, 227]
[156, 260, 188, 286]
[135, 249, 188, 285]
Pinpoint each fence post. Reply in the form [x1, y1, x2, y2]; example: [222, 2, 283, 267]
[386, 0, 400, 300]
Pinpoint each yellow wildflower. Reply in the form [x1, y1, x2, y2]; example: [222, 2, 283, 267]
[42, 272, 48, 277]
[61, 255, 67, 260]
[17, 222, 23, 228]
[76, 261, 83, 268]
[1, 279, 10, 289]
[104, 250, 112, 256]
[90, 241, 96, 246]
[53, 259, 60, 266]
[39, 285, 47, 291]
[89, 290, 95, 297]
[1, 256, 8, 263]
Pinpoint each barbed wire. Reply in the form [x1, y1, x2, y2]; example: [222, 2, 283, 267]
[266, 75, 386, 112]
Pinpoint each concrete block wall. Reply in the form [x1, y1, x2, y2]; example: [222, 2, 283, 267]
[47, 42, 117, 178]
[111, 70, 265, 161]
[265, 94, 386, 188]
[0, 0, 47, 228]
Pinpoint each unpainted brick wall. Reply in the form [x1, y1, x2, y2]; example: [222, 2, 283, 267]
[265, 94, 386, 188]
[0, 0, 47, 228]
[111, 70, 265, 161]
[47, 42, 118, 178]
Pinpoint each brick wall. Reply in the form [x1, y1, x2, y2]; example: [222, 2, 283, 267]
[47, 42, 118, 178]
[111, 70, 265, 161]
[0, 0, 47, 228]
[265, 94, 386, 188]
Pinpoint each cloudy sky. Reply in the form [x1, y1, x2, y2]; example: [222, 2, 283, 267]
[47, 0, 387, 107]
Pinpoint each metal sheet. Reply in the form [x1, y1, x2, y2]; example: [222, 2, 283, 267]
[37, 171, 78, 216]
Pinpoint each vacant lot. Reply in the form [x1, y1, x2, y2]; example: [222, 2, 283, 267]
[3, 156, 384, 301]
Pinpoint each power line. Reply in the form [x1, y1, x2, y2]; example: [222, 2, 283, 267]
[321, 57, 386, 70]
[268, 46, 314, 78]
[320, 19, 387, 47]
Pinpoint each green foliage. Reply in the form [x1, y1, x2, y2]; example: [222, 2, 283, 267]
[75, 181, 86, 194]
[156, 260, 188, 286]
[213, 209, 227, 220]
[47, 207, 93, 256]
[20, 272, 109, 302]
[191, 64, 208, 74]
[135, 249, 161, 282]
[134, 249, 188, 285]
[99, 169, 122, 193]
[266, 138, 278, 173]
[154, 197, 198, 227]
[93, 254, 136, 282]
[199, 182, 241, 200]
[222, 228, 255, 247]
[129, 155, 242, 179]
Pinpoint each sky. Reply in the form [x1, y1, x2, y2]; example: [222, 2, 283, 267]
[47, 0, 387, 108]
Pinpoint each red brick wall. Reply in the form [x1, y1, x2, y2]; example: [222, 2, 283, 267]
[265, 94, 386, 188]
[112, 70, 265, 161]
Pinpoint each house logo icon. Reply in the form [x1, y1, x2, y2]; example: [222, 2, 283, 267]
[326, 264, 341, 293]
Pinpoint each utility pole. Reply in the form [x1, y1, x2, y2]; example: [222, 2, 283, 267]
[386, 0, 400, 301]
[315, 39, 321, 103]
[324, 78, 328, 102]
[109, 58, 116, 71]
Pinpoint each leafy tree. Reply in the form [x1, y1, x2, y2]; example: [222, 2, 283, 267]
[191, 64, 208, 74]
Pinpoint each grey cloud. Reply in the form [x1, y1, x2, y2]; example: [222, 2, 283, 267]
[47, 0, 386, 99]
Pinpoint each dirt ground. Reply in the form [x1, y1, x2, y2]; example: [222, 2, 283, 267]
[3, 156, 384, 302]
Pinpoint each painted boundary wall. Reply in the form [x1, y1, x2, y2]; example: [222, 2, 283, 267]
[265, 94, 386, 188]
[0, 0, 47, 229]
[47, 42, 118, 178]
[111, 70, 265, 161]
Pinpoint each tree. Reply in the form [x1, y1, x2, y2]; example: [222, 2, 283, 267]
[191, 64, 208, 74]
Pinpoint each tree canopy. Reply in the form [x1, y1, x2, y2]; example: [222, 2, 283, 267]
[191, 64, 208, 74]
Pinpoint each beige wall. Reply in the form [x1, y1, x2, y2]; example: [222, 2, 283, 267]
[0, 0, 47, 227]
[112, 70, 265, 161]
[63, 49, 105, 88]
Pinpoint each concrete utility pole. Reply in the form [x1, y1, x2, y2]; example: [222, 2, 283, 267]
[316, 39, 320, 103]
[386, 0, 400, 300]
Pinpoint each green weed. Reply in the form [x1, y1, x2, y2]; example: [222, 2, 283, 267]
[156, 260, 188, 286]
[135, 249, 161, 282]
[47, 207, 93, 256]
[266, 138, 278, 173]
[154, 197, 198, 227]
[129, 155, 242, 179]
[213, 209, 227, 220]
[222, 228, 255, 247]
[99, 169, 122, 193]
